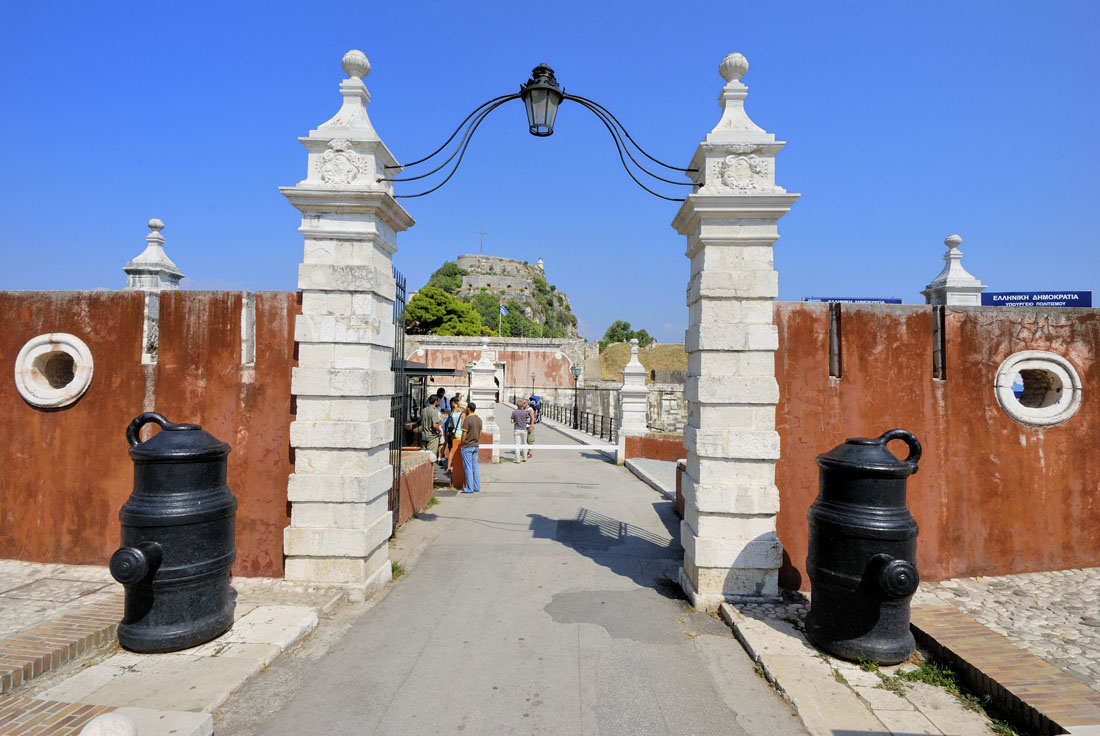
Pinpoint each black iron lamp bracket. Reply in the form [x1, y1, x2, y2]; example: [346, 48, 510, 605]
[380, 64, 697, 201]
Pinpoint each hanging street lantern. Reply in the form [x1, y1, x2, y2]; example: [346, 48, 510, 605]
[520, 64, 564, 137]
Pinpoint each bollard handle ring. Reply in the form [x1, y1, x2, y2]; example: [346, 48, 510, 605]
[126, 412, 201, 447]
[880, 428, 921, 472]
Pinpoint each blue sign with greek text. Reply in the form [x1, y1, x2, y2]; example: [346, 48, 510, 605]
[802, 297, 904, 304]
[981, 291, 1092, 308]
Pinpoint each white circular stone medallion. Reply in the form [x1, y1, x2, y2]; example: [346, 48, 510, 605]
[14, 333, 94, 409]
[994, 350, 1082, 427]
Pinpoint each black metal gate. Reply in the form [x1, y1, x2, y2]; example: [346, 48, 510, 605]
[389, 267, 407, 532]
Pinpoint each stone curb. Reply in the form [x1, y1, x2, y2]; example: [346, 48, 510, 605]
[912, 606, 1100, 735]
[719, 602, 997, 736]
[26, 602, 328, 735]
[624, 458, 675, 500]
[0, 579, 342, 736]
[536, 416, 618, 461]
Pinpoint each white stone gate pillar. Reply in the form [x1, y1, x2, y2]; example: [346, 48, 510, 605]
[617, 338, 648, 464]
[672, 53, 799, 608]
[468, 337, 501, 462]
[281, 51, 414, 600]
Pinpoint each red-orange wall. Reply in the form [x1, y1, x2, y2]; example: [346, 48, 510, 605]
[154, 291, 298, 576]
[0, 291, 298, 577]
[625, 433, 685, 462]
[0, 291, 147, 568]
[413, 348, 575, 390]
[395, 453, 434, 529]
[774, 303, 1100, 589]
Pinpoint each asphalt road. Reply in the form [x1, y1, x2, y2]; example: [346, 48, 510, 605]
[217, 406, 807, 736]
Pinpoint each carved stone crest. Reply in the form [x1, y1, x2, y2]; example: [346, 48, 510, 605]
[717, 154, 770, 190]
[317, 138, 372, 185]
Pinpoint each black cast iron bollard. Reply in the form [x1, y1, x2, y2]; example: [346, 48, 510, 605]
[110, 412, 238, 653]
[804, 429, 922, 665]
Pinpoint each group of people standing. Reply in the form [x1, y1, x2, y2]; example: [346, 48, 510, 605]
[419, 387, 482, 493]
[509, 398, 538, 463]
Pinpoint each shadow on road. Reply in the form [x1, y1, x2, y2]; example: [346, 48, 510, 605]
[528, 507, 685, 600]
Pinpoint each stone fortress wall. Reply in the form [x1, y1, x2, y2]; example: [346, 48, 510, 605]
[452, 254, 576, 332]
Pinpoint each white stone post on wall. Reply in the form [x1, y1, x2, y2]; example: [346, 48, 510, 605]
[671, 53, 799, 608]
[617, 338, 648, 464]
[123, 218, 184, 368]
[921, 234, 987, 305]
[468, 337, 501, 462]
[281, 51, 414, 601]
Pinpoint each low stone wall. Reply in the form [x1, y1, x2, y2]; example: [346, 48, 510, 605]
[624, 432, 685, 462]
[394, 451, 434, 529]
[647, 383, 686, 432]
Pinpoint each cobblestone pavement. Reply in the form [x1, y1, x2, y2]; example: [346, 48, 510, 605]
[0, 558, 340, 641]
[914, 568, 1100, 693]
[0, 560, 117, 640]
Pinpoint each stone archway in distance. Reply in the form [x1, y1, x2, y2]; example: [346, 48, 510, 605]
[280, 50, 798, 607]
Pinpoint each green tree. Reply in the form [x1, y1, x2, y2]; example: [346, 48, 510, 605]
[502, 300, 542, 337]
[470, 291, 502, 334]
[405, 286, 484, 336]
[600, 320, 655, 349]
[424, 261, 468, 295]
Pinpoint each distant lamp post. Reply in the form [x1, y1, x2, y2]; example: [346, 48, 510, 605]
[379, 65, 695, 200]
[569, 364, 583, 430]
[531, 372, 536, 399]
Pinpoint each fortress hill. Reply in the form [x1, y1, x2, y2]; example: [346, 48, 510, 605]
[451, 254, 579, 338]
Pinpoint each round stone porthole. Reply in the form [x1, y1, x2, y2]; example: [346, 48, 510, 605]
[994, 350, 1081, 427]
[14, 333, 94, 409]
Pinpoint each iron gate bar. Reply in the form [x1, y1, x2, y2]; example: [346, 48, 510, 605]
[389, 267, 407, 532]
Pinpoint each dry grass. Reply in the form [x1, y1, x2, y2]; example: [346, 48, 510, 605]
[599, 342, 687, 382]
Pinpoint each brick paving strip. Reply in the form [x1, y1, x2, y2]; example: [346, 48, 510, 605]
[0, 697, 116, 735]
[0, 596, 123, 695]
[912, 605, 1100, 735]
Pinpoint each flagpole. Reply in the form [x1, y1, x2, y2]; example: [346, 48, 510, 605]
[498, 304, 502, 336]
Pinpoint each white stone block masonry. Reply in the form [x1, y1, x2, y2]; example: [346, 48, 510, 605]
[280, 50, 414, 601]
[672, 53, 798, 608]
[468, 337, 501, 462]
[617, 338, 648, 464]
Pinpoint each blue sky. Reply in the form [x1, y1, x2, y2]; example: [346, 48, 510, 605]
[2, 1, 1097, 342]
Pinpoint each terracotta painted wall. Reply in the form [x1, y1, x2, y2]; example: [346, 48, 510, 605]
[625, 433, 685, 462]
[154, 291, 298, 577]
[395, 452, 434, 529]
[411, 347, 576, 392]
[774, 302, 1099, 589]
[0, 290, 298, 577]
[0, 291, 147, 567]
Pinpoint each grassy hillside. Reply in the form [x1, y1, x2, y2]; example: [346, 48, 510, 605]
[599, 342, 687, 382]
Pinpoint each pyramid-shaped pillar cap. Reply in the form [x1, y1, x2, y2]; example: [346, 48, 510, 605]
[922, 233, 987, 305]
[123, 218, 183, 291]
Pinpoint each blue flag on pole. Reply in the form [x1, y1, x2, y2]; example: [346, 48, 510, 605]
[499, 304, 509, 316]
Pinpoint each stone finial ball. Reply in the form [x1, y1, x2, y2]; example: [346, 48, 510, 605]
[342, 50, 371, 79]
[945, 234, 963, 249]
[719, 53, 749, 83]
[147, 218, 165, 232]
